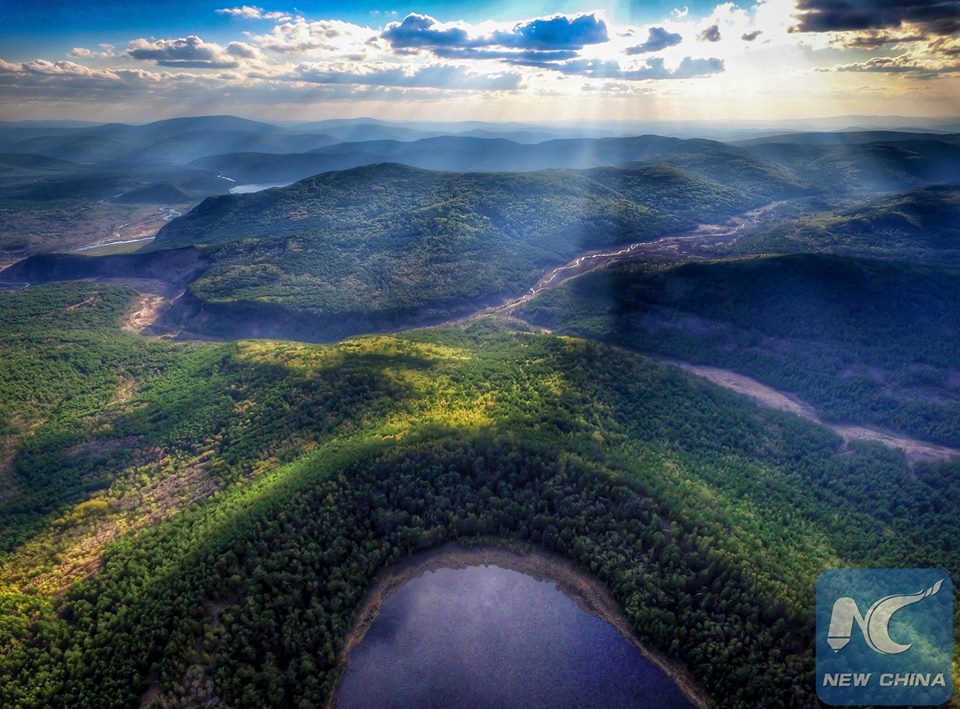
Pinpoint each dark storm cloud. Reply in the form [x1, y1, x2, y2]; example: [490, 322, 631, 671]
[792, 0, 960, 36]
[741, 30, 763, 40]
[626, 26, 683, 53]
[698, 24, 722, 41]
[380, 13, 608, 51]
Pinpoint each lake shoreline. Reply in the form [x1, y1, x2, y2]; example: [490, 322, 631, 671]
[328, 542, 711, 709]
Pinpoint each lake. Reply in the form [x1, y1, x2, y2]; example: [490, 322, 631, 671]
[335, 561, 695, 709]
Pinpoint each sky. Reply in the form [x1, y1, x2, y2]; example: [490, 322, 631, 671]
[0, 0, 958, 123]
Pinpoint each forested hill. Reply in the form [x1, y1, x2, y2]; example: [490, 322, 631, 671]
[2, 164, 780, 341]
[3, 161, 775, 340]
[120, 162, 771, 337]
[740, 139, 960, 194]
[151, 162, 764, 251]
[1, 282, 958, 707]
[517, 253, 960, 447]
[734, 186, 960, 264]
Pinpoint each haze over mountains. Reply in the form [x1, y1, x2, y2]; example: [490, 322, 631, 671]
[2, 114, 959, 264]
[4, 114, 960, 342]
[2, 114, 959, 182]
[2, 115, 957, 174]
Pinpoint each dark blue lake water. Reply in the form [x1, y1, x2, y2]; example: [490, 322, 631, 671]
[335, 563, 694, 709]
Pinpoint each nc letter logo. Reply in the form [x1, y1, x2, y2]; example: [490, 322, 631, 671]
[816, 569, 953, 706]
[827, 579, 944, 654]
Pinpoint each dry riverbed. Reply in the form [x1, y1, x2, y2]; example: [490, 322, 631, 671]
[665, 360, 960, 463]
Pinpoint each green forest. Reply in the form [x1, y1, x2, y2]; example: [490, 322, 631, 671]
[1, 162, 784, 341]
[147, 164, 757, 319]
[733, 186, 960, 264]
[1, 283, 958, 707]
[518, 252, 960, 447]
[4, 64, 960, 709]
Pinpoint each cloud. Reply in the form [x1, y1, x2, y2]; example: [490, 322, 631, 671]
[0, 59, 202, 99]
[292, 63, 522, 90]
[380, 13, 608, 51]
[673, 6, 690, 18]
[375, 12, 612, 76]
[529, 56, 724, 80]
[250, 18, 375, 55]
[581, 80, 633, 92]
[69, 44, 116, 59]
[494, 14, 609, 49]
[838, 30, 927, 47]
[4, 2, 957, 117]
[670, 56, 726, 77]
[929, 35, 960, 55]
[792, 0, 960, 36]
[698, 24, 722, 41]
[432, 48, 580, 62]
[216, 6, 292, 22]
[226, 41, 260, 59]
[0, 55, 516, 107]
[127, 36, 240, 68]
[17, 60, 109, 78]
[381, 13, 472, 49]
[626, 26, 683, 53]
[821, 53, 960, 76]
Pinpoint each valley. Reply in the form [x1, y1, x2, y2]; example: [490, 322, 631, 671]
[4, 281, 959, 708]
[7, 0, 960, 698]
[1, 116, 959, 709]
[8, 192, 955, 468]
